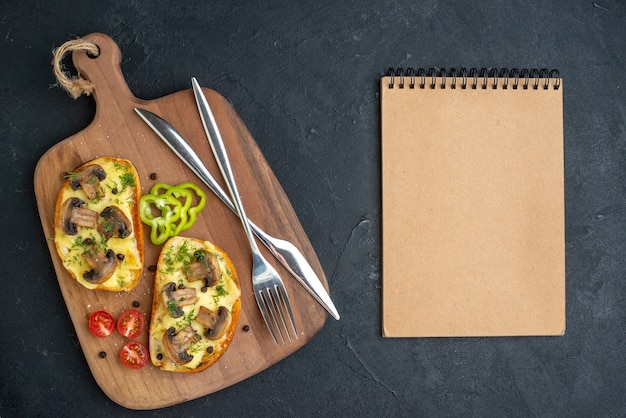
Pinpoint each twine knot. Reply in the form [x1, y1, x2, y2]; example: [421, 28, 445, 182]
[52, 39, 100, 99]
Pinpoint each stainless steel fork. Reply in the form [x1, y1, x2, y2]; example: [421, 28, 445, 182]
[192, 78, 298, 344]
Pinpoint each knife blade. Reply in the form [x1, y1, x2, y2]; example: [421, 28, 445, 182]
[135, 106, 340, 320]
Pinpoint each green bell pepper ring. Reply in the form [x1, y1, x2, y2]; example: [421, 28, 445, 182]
[139, 192, 183, 245]
[139, 181, 207, 245]
[169, 182, 206, 231]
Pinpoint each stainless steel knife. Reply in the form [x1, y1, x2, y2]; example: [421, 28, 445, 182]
[135, 106, 340, 320]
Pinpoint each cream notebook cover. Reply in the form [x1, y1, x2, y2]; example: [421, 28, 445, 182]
[381, 68, 565, 337]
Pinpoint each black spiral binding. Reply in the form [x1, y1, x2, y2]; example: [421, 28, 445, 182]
[386, 67, 560, 90]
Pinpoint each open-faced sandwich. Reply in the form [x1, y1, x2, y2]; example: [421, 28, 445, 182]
[149, 236, 241, 373]
[53, 157, 144, 291]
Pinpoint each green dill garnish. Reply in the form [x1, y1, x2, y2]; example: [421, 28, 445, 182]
[166, 299, 179, 317]
[102, 219, 115, 233]
[162, 246, 177, 274]
[107, 180, 118, 191]
[112, 162, 135, 192]
[174, 241, 195, 266]
[62, 171, 80, 180]
[175, 309, 195, 328]
[90, 191, 104, 205]
[194, 250, 207, 261]
[214, 284, 227, 297]
[71, 235, 91, 251]
[212, 284, 228, 305]
[117, 275, 127, 288]
[188, 340, 203, 354]
[120, 172, 135, 190]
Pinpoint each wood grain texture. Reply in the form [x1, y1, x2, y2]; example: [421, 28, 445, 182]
[34, 33, 328, 410]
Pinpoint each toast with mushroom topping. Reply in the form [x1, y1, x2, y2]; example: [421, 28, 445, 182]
[53, 157, 144, 291]
[149, 236, 241, 373]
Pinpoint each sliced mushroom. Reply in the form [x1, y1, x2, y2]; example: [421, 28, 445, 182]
[161, 282, 198, 318]
[162, 326, 202, 365]
[195, 306, 232, 340]
[82, 246, 118, 284]
[98, 206, 132, 240]
[59, 197, 99, 235]
[184, 250, 220, 287]
[68, 164, 106, 200]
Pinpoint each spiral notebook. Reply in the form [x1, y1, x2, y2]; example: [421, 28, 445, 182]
[381, 68, 565, 337]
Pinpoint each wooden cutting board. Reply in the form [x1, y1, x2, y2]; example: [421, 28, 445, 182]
[34, 33, 329, 410]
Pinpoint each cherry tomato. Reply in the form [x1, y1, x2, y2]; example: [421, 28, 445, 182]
[117, 309, 145, 339]
[88, 310, 115, 338]
[119, 341, 149, 369]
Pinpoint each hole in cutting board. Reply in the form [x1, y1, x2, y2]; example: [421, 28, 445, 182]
[86, 44, 101, 59]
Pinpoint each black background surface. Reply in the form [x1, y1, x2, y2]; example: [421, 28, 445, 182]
[1, 1, 625, 416]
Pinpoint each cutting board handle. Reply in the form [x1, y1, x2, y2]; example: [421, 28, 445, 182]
[72, 32, 138, 107]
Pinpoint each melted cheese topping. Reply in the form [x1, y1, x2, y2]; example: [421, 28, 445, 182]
[149, 237, 241, 372]
[54, 158, 143, 291]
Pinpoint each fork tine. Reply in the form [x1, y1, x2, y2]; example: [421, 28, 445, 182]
[280, 285, 299, 339]
[263, 288, 287, 344]
[267, 286, 292, 343]
[272, 284, 299, 341]
[254, 290, 280, 345]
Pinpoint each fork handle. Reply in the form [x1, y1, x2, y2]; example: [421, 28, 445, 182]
[192, 78, 261, 254]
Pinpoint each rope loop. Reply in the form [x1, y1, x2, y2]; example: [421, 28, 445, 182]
[52, 38, 100, 99]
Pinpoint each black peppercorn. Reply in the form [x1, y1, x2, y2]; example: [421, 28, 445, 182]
[148, 265, 157, 272]
[98, 351, 106, 358]
[207, 346, 214, 354]
[132, 300, 140, 308]
[157, 353, 163, 360]
[243, 325, 250, 332]
[149, 172, 158, 180]
[116, 253, 125, 261]
[84, 238, 93, 245]
[111, 187, 118, 194]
